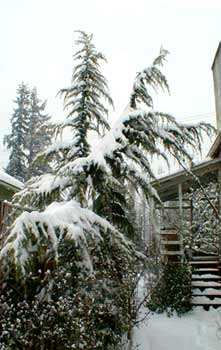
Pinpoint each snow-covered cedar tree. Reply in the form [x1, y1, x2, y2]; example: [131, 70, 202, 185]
[0, 32, 215, 348]
[13, 47, 214, 231]
[58, 30, 114, 158]
[0, 31, 141, 349]
[4, 82, 30, 181]
[4, 84, 53, 182]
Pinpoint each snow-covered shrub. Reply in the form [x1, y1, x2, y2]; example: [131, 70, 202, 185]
[0, 204, 141, 349]
[147, 262, 192, 315]
[0, 282, 125, 349]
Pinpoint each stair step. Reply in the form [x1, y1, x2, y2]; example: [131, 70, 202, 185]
[193, 287, 221, 292]
[192, 291, 221, 296]
[192, 281, 221, 288]
[190, 261, 219, 265]
[160, 230, 177, 234]
[190, 254, 221, 307]
[192, 295, 221, 304]
[160, 241, 180, 245]
[192, 256, 218, 261]
[192, 300, 221, 305]
[193, 268, 219, 272]
[192, 275, 221, 280]
[160, 236, 178, 240]
[160, 251, 182, 256]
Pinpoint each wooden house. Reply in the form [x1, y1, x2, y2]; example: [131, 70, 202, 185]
[151, 43, 221, 307]
[0, 170, 23, 235]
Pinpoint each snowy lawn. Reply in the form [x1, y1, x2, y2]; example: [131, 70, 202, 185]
[134, 307, 221, 350]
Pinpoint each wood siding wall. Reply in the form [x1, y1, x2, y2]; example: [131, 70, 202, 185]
[0, 201, 10, 238]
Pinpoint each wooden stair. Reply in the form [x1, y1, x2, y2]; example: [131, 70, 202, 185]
[190, 253, 221, 309]
[160, 230, 183, 262]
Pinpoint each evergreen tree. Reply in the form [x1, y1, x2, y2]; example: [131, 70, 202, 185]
[4, 84, 53, 182]
[8, 45, 214, 232]
[59, 30, 113, 159]
[4, 82, 30, 181]
[27, 87, 53, 178]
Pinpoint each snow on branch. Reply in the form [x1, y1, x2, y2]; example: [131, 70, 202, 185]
[130, 47, 170, 109]
[12, 45, 215, 211]
[14, 107, 215, 209]
[0, 200, 131, 280]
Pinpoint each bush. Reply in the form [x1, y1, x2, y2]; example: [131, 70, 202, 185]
[147, 262, 192, 316]
[0, 238, 141, 349]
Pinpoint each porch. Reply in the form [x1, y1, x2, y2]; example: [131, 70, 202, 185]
[151, 156, 221, 307]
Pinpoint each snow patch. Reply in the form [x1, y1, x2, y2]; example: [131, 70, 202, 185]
[134, 307, 221, 350]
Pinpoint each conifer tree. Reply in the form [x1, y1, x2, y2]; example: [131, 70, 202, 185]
[4, 82, 30, 181]
[4, 85, 53, 182]
[27, 87, 53, 178]
[59, 30, 113, 159]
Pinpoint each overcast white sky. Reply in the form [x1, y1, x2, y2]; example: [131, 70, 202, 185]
[0, 0, 221, 166]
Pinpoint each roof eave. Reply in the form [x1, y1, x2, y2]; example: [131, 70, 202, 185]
[212, 41, 221, 70]
[153, 157, 221, 187]
[152, 158, 221, 202]
[0, 179, 23, 193]
[207, 133, 221, 158]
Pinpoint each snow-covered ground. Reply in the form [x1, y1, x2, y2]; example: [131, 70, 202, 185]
[134, 307, 221, 350]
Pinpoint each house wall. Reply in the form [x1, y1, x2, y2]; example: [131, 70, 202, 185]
[0, 184, 16, 201]
[212, 42, 221, 130]
[0, 183, 17, 236]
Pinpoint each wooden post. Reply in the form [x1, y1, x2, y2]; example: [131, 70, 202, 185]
[178, 183, 184, 260]
[149, 197, 161, 258]
[0, 200, 3, 235]
[190, 199, 193, 233]
[189, 198, 193, 259]
[149, 197, 158, 238]
[218, 167, 221, 264]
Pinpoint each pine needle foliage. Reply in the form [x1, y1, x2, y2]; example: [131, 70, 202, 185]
[11, 37, 215, 236]
[59, 30, 113, 158]
[130, 47, 169, 109]
[27, 87, 54, 178]
[4, 82, 30, 181]
[4, 84, 53, 181]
